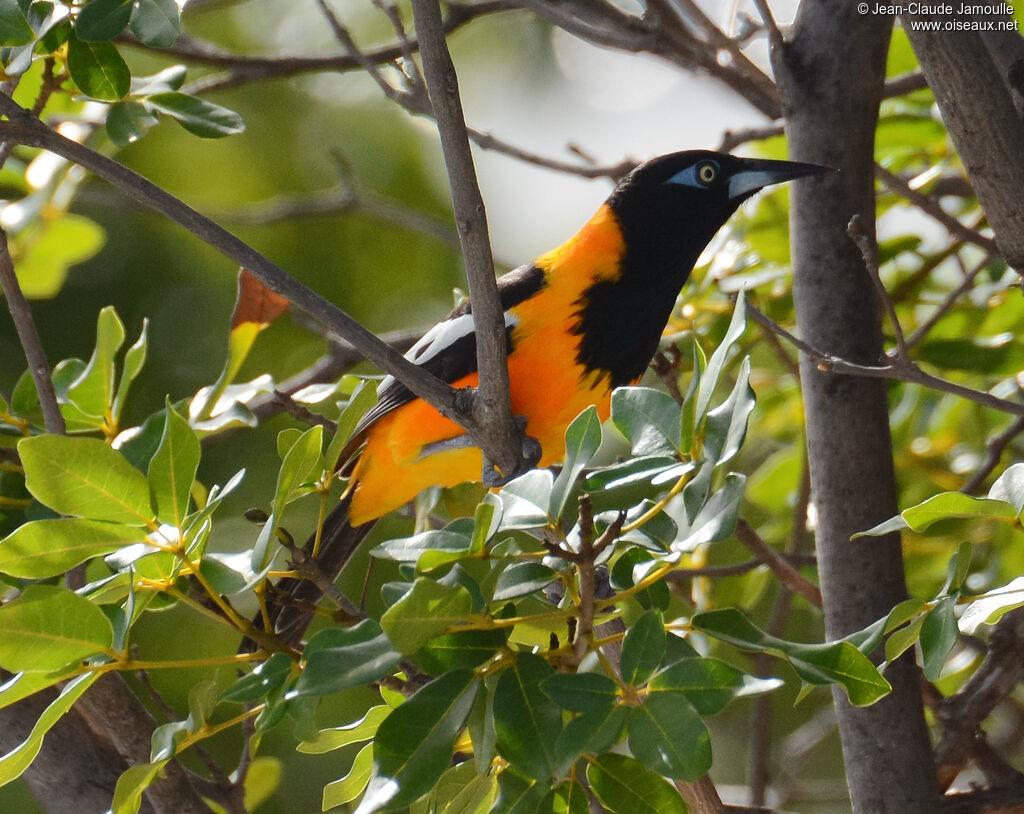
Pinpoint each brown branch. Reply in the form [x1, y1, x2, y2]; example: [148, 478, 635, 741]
[744, 300, 1024, 419]
[410, 0, 539, 484]
[935, 607, 1024, 789]
[960, 415, 1024, 495]
[734, 518, 823, 608]
[0, 228, 65, 434]
[874, 163, 1000, 256]
[848, 214, 907, 357]
[0, 94, 506, 461]
[905, 252, 993, 350]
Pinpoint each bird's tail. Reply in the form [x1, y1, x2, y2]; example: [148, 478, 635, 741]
[245, 492, 374, 650]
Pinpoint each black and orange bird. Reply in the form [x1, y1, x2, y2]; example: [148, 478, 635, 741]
[265, 150, 827, 645]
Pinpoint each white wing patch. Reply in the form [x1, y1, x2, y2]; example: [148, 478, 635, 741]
[379, 310, 519, 390]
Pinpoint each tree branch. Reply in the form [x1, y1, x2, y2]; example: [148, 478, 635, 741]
[409, 0, 539, 483]
[0, 93, 492, 455]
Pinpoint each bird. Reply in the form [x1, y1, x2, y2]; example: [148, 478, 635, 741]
[260, 150, 829, 647]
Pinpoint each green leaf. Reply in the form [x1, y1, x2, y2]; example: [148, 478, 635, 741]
[107, 99, 160, 146]
[492, 768, 545, 814]
[112, 319, 148, 423]
[611, 386, 681, 455]
[272, 424, 323, 517]
[586, 753, 687, 814]
[129, 0, 180, 47]
[0, 0, 32, 45]
[416, 627, 508, 674]
[675, 472, 745, 552]
[620, 609, 666, 688]
[679, 337, 705, 455]
[144, 92, 245, 138]
[147, 402, 200, 526]
[470, 493, 502, 555]
[492, 562, 557, 601]
[851, 513, 908, 539]
[540, 672, 619, 714]
[371, 529, 471, 565]
[18, 435, 152, 525]
[885, 614, 926, 662]
[628, 692, 711, 780]
[0, 674, 99, 786]
[111, 759, 167, 814]
[549, 406, 602, 519]
[221, 651, 293, 704]
[66, 34, 131, 100]
[920, 596, 958, 681]
[544, 780, 589, 814]
[380, 578, 473, 654]
[410, 760, 495, 814]
[65, 306, 125, 419]
[959, 576, 1024, 635]
[609, 547, 671, 609]
[692, 608, 891, 706]
[696, 290, 747, 420]
[499, 470, 554, 529]
[292, 620, 402, 697]
[901, 492, 1018, 532]
[0, 518, 146, 577]
[493, 653, 561, 781]
[0, 585, 113, 671]
[356, 670, 479, 814]
[554, 705, 627, 772]
[76, 0, 132, 40]
[299, 705, 389, 754]
[325, 378, 377, 472]
[649, 657, 782, 715]
[703, 355, 755, 467]
[323, 742, 374, 808]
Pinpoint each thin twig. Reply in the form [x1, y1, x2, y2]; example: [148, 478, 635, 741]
[745, 300, 1024, 418]
[874, 163, 999, 255]
[734, 518, 823, 608]
[848, 213, 908, 356]
[904, 252, 993, 350]
[960, 414, 1024, 495]
[0, 227, 65, 434]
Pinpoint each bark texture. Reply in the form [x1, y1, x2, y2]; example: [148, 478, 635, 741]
[778, 4, 940, 812]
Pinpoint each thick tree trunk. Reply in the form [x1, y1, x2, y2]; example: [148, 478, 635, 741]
[902, 17, 1024, 270]
[777, 4, 940, 812]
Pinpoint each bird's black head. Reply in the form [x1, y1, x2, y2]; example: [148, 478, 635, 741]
[573, 151, 829, 387]
[606, 150, 831, 280]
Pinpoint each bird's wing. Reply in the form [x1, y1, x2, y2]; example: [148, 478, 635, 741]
[336, 262, 546, 467]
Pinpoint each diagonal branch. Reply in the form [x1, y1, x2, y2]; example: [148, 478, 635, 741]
[0, 227, 64, 434]
[0, 93, 525, 478]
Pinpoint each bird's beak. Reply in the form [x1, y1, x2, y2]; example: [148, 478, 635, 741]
[727, 158, 834, 201]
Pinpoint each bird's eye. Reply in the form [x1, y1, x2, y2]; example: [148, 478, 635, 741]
[697, 162, 718, 185]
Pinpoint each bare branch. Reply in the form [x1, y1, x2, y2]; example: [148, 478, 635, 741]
[960, 415, 1024, 495]
[0, 93, 476, 439]
[0, 227, 65, 434]
[935, 607, 1024, 789]
[745, 300, 1024, 419]
[848, 213, 907, 357]
[904, 252, 993, 350]
[409, 0, 540, 483]
[734, 518, 823, 608]
[874, 163, 999, 256]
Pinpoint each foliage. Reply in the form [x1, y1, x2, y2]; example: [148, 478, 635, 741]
[0, 3, 1022, 814]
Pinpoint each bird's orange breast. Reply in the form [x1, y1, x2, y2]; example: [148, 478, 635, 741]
[347, 205, 628, 526]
